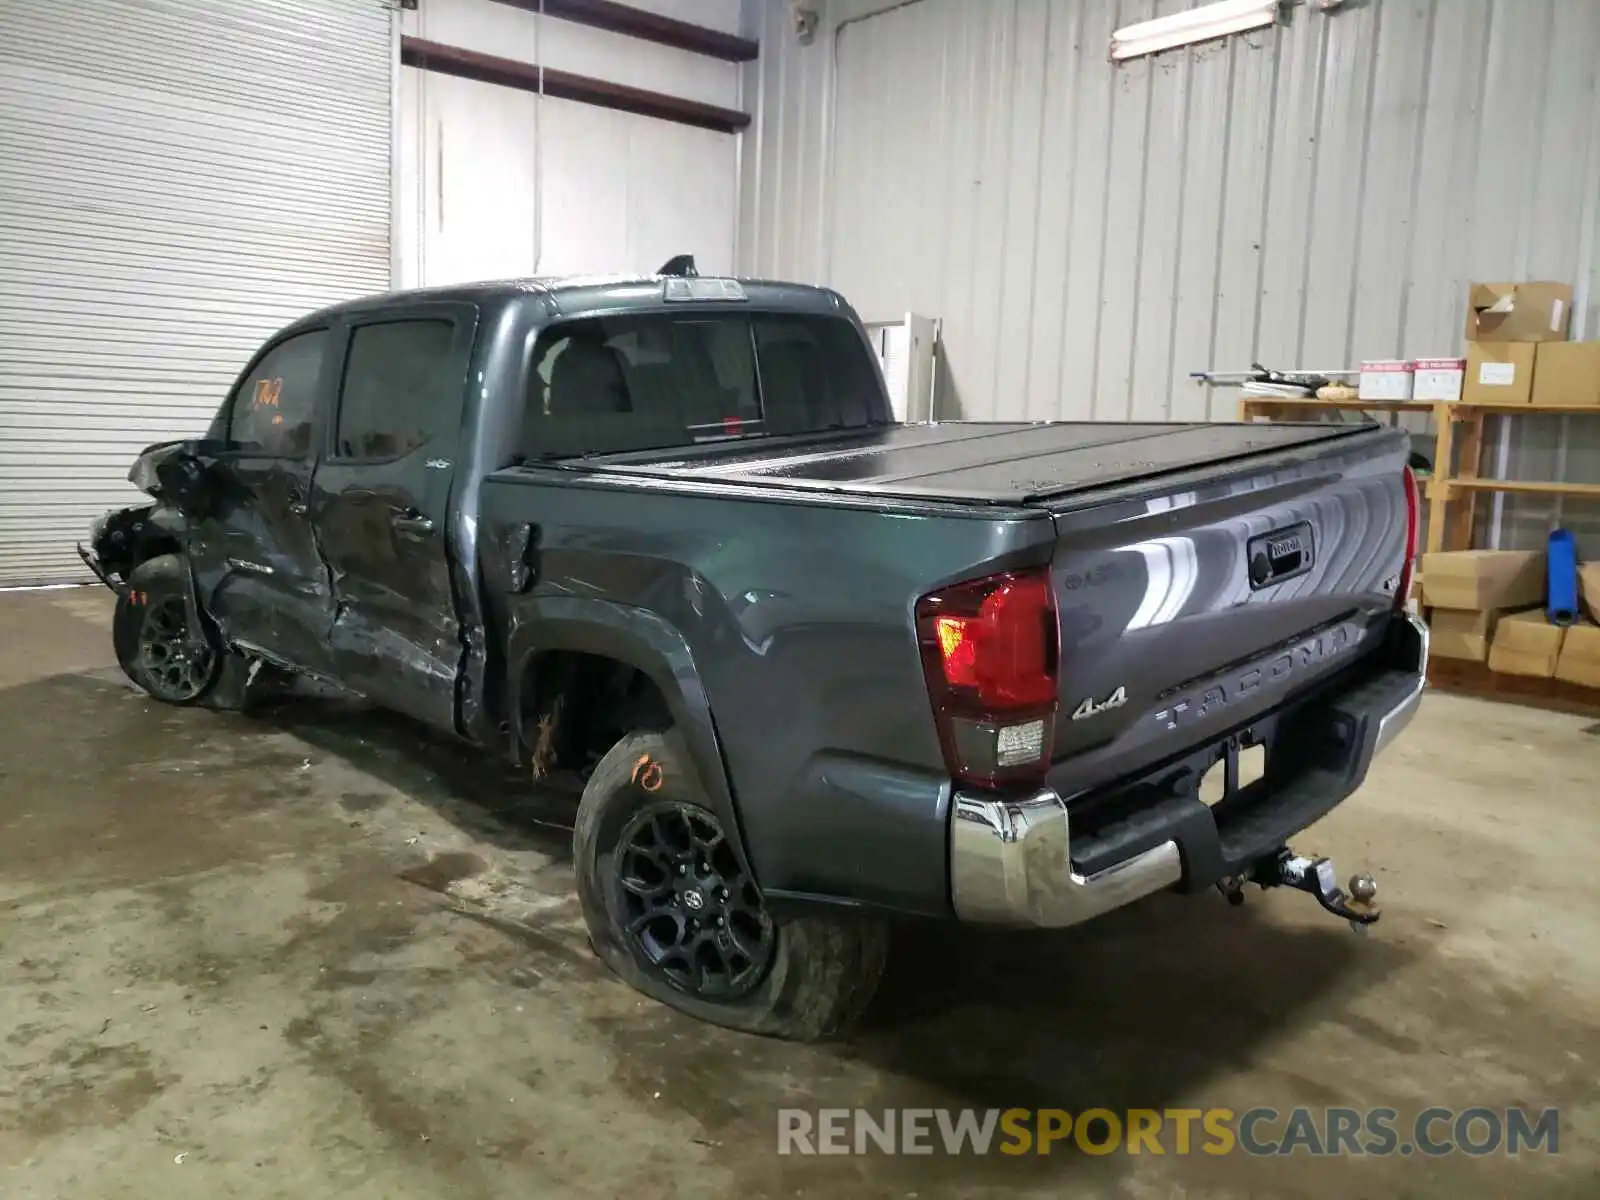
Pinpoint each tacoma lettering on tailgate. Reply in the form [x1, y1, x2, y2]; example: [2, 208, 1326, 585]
[1153, 621, 1369, 733]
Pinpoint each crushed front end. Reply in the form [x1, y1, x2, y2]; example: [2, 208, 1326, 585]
[79, 441, 192, 593]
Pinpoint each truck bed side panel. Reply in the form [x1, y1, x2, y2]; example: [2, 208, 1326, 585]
[475, 475, 1058, 915]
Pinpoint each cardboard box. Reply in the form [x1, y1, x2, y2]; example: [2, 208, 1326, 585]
[1531, 342, 1600, 408]
[1463, 343, 1537, 405]
[1583, 562, 1600, 624]
[1466, 282, 1572, 343]
[1428, 608, 1496, 662]
[1488, 609, 1566, 678]
[1555, 622, 1600, 689]
[1420, 550, 1544, 611]
[1358, 360, 1415, 401]
[1413, 357, 1466, 402]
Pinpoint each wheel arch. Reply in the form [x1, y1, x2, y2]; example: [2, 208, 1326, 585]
[504, 597, 754, 881]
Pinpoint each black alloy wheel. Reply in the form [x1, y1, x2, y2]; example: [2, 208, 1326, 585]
[612, 800, 775, 1000]
[136, 595, 218, 703]
[575, 728, 891, 1039]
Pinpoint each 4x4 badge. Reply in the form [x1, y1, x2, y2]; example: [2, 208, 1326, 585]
[1072, 686, 1127, 721]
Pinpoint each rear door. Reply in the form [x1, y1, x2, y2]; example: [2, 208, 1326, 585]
[310, 305, 478, 730]
[191, 326, 337, 674]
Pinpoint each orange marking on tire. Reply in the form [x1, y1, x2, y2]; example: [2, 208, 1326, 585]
[632, 754, 664, 792]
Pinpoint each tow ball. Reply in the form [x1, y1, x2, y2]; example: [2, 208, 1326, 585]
[1218, 849, 1381, 932]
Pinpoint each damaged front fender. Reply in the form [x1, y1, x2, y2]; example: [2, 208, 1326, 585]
[81, 502, 189, 594]
[83, 437, 226, 594]
[76, 538, 125, 595]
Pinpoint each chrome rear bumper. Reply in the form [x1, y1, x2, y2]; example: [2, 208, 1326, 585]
[949, 613, 1428, 928]
[1373, 614, 1428, 758]
[950, 790, 1182, 926]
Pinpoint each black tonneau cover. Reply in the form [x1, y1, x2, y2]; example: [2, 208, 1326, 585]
[565, 421, 1373, 505]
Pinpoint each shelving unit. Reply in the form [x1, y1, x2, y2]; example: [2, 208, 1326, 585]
[1444, 478, 1600, 497]
[1235, 398, 1437, 417]
[1235, 397, 1600, 552]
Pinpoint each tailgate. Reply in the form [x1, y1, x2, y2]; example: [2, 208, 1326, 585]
[1039, 425, 1412, 799]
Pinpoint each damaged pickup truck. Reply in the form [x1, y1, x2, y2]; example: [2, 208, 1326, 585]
[83, 264, 1427, 1040]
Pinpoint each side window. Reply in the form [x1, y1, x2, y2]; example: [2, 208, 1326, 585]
[229, 330, 327, 455]
[334, 319, 460, 460]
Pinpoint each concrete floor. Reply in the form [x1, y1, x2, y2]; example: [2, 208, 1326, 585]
[0, 589, 1596, 1199]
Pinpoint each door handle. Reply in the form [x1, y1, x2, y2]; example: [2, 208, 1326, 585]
[390, 509, 435, 535]
[288, 500, 309, 517]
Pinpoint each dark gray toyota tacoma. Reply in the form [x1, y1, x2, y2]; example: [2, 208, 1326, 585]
[83, 267, 1427, 1040]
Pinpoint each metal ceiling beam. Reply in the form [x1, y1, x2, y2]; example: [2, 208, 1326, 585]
[400, 36, 751, 134]
[491, 0, 759, 63]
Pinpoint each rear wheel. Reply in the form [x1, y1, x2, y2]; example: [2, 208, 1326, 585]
[574, 729, 888, 1040]
[113, 554, 250, 709]
[612, 797, 776, 997]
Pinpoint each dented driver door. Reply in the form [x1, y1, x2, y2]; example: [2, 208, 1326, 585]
[189, 326, 338, 676]
[309, 305, 477, 733]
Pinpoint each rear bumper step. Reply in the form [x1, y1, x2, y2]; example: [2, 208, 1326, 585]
[950, 613, 1427, 927]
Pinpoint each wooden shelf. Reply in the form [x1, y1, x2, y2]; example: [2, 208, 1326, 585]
[1438, 478, 1600, 498]
[1237, 397, 1437, 414]
[1240, 398, 1600, 417]
[1442, 403, 1600, 417]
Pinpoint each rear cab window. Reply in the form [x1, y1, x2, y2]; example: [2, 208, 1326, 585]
[520, 312, 886, 459]
[332, 318, 461, 461]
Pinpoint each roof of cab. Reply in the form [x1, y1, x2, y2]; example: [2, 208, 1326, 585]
[299, 273, 849, 326]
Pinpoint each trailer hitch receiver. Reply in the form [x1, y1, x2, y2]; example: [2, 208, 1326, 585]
[1254, 849, 1380, 930]
[1219, 849, 1380, 931]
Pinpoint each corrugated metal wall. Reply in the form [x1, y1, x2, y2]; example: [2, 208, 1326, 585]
[737, 0, 1600, 552]
[0, 0, 393, 585]
[397, 0, 742, 288]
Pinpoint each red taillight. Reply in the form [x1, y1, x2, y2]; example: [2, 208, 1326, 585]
[916, 568, 1059, 788]
[928, 574, 1056, 707]
[1397, 464, 1419, 607]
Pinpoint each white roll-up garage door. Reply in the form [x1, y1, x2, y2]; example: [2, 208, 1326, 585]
[0, 0, 393, 585]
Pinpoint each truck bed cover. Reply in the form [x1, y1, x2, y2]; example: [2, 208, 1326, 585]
[569, 421, 1375, 506]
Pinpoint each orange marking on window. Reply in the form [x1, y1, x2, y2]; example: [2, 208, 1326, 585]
[253, 377, 283, 407]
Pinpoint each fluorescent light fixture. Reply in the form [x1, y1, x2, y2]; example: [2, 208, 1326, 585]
[1111, 0, 1280, 61]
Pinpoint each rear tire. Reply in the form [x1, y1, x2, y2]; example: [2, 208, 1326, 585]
[574, 729, 888, 1041]
[113, 554, 251, 710]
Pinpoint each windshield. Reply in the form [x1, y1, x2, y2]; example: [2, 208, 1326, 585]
[520, 311, 887, 459]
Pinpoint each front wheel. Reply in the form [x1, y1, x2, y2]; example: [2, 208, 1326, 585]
[573, 729, 888, 1040]
[112, 554, 249, 708]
